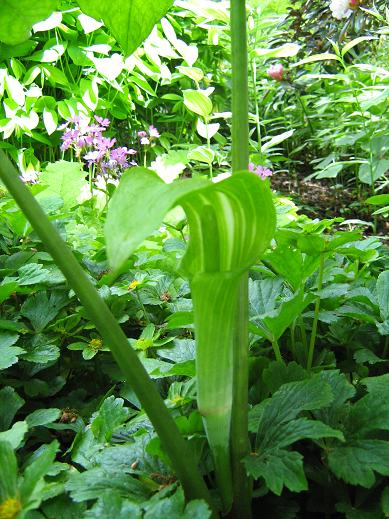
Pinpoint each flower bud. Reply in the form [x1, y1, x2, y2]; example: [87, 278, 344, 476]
[267, 64, 284, 81]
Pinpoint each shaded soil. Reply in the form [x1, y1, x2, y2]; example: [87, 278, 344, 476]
[272, 172, 389, 237]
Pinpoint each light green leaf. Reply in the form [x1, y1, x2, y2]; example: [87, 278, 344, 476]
[376, 271, 389, 320]
[196, 119, 219, 139]
[150, 150, 189, 184]
[177, 66, 204, 83]
[254, 43, 300, 58]
[328, 440, 389, 488]
[0, 0, 57, 45]
[77, 0, 174, 57]
[0, 441, 18, 501]
[78, 13, 103, 34]
[291, 53, 340, 67]
[261, 129, 294, 152]
[359, 160, 389, 185]
[366, 194, 389, 206]
[37, 160, 86, 210]
[315, 163, 343, 179]
[43, 108, 58, 135]
[341, 36, 375, 57]
[32, 11, 62, 32]
[187, 146, 215, 165]
[183, 90, 213, 117]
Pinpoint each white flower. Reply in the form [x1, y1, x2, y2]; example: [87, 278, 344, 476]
[20, 168, 39, 184]
[330, 0, 352, 20]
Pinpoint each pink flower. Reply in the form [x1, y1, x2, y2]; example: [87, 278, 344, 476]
[138, 130, 147, 138]
[248, 163, 273, 180]
[267, 64, 284, 81]
[149, 125, 160, 138]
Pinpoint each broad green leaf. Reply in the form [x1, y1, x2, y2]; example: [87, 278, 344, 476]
[177, 66, 204, 83]
[0, 283, 18, 304]
[261, 129, 294, 153]
[245, 450, 307, 495]
[187, 146, 215, 165]
[376, 271, 389, 320]
[21, 334, 59, 364]
[328, 440, 389, 488]
[183, 90, 213, 117]
[32, 11, 62, 32]
[20, 440, 58, 508]
[0, 441, 18, 501]
[78, 13, 103, 34]
[359, 160, 389, 185]
[315, 163, 343, 179]
[0, 0, 57, 45]
[366, 194, 389, 205]
[105, 168, 207, 272]
[42, 108, 58, 135]
[0, 387, 24, 431]
[26, 408, 61, 428]
[0, 421, 28, 449]
[360, 374, 389, 393]
[150, 150, 189, 184]
[254, 43, 300, 58]
[249, 378, 334, 434]
[196, 119, 220, 139]
[346, 391, 389, 438]
[76, 0, 174, 57]
[262, 361, 307, 393]
[37, 161, 86, 210]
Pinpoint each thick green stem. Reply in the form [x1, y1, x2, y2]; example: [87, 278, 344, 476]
[272, 338, 283, 363]
[230, 0, 252, 517]
[0, 150, 215, 513]
[307, 254, 325, 371]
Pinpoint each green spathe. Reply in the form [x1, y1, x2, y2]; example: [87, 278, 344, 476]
[105, 166, 276, 509]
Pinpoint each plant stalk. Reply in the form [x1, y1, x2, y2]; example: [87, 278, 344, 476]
[307, 254, 325, 370]
[0, 150, 216, 514]
[230, 0, 252, 517]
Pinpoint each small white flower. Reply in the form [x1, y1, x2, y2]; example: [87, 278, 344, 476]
[330, 0, 352, 20]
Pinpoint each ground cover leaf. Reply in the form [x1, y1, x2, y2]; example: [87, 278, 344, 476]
[0, 387, 24, 431]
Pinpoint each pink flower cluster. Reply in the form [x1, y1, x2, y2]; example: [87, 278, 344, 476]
[60, 115, 137, 177]
[248, 163, 273, 180]
[138, 125, 160, 145]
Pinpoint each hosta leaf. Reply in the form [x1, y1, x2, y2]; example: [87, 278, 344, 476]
[0, 0, 57, 45]
[77, 0, 174, 57]
[328, 440, 389, 487]
[244, 449, 307, 495]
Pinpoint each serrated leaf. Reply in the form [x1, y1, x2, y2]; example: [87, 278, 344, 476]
[262, 361, 307, 393]
[328, 440, 389, 488]
[249, 377, 333, 434]
[21, 291, 68, 331]
[360, 374, 389, 393]
[346, 391, 389, 437]
[77, 0, 174, 57]
[90, 397, 130, 442]
[66, 468, 150, 502]
[83, 492, 141, 519]
[0, 0, 56, 46]
[244, 449, 307, 495]
[21, 334, 59, 364]
[0, 332, 25, 370]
